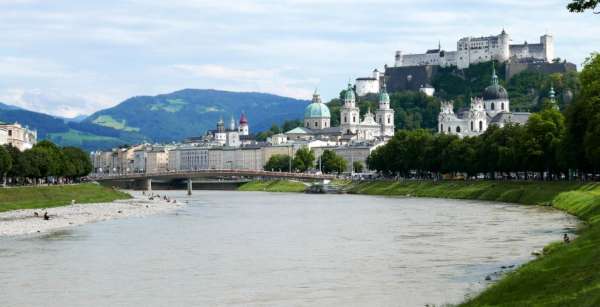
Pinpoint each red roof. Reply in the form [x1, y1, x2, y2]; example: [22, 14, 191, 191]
[239, 113, 248, 124]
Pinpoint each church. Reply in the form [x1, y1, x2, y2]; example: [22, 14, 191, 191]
[438, 68, 531, 137]
[285, 83, 395, 143]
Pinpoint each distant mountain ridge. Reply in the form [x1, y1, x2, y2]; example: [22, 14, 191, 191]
[0, 89, 308, 151]
[83, 89, 309, 143]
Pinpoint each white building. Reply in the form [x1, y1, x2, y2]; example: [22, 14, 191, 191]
[0, 122, 37, 151]
[355, 69, 383, 96]
[0, 128, 7, 146]
[438, 68, 531, 137]
[395, 30, 554, 69]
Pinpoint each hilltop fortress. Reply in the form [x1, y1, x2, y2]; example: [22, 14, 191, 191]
[394, 29, 554, 69]
[355, 29, 574, 96]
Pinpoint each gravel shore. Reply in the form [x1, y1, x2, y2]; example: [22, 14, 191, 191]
[0, 194, 182, 237]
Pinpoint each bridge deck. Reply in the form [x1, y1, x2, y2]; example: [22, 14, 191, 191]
[92, 169, 336, 181]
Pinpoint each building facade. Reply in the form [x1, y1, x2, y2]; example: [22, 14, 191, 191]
[395, 30, 554, 69]
[438, 68, 531, 137]
[0, 122, 37, 151]
[355, 69, 384, 96]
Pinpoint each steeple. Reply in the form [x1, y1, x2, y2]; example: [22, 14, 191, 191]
[379, 83, 390, 109]
[549, 83, 559, 110]
[491, 63, 499, 86]
[344, 82, 356, 107]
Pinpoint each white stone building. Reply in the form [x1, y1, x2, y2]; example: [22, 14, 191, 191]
[438, 69, 531, 137]
[355, 69, 383, 96]
[0, 122, 37, 151]
[395, 30, 554, 69]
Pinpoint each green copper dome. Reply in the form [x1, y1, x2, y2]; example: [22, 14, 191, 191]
[304, 91, 331, 119]
[344, 83, 355, 102]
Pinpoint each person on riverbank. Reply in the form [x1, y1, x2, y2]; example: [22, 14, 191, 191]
[43, 212, 49, 220]
[564, 233, 570, 244]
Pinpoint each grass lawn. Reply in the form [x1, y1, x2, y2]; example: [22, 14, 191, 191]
[0, 183, 131, 212]
[347, 180, 600, 306]
[238, 180, 308, 193]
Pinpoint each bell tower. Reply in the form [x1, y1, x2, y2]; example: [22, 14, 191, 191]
[340, 83, 360, 134]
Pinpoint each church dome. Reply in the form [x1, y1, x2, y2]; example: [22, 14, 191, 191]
[483, 84, 508, 100]
[483, 68, 508, 100]
[304, 91, 331, 119]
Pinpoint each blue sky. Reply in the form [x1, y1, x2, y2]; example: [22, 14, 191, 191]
[0, 0, 598, 118]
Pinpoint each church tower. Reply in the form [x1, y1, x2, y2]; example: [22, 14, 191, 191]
[239, 112, 249, 135]
[376, 85, 395, 137]
[340, 83, 360, 134]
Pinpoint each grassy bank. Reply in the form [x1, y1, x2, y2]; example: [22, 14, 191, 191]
[348, 180, 600, 306]
[0, 183, 131, 213]
[238, 180, 308, 193]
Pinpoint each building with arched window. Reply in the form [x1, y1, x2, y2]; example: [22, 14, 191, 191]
[437, 68, 530, 137]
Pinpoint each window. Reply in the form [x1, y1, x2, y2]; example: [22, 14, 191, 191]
[448, 127, 451, 133]
[501, 103, 505, 110]
[353, 116, 356, 123]
[479, 121, 483, 131]
[344, 116, 347, 123]
[471, 121, 474, 131]
[491, 103, 495, 110]
[314, 121, 317, 127]
[441, 124, 444, 132]
[387, 117, 391, 124]
[456, 126, 461, 133]
[305, 122, 309, 127]
[8, 130, 11, 136]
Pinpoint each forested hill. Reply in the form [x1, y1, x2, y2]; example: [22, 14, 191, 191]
[335, 60, 579, 131]
[83, 89, 309, 143]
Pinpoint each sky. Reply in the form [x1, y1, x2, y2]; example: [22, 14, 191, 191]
[0, 0, 598, 118]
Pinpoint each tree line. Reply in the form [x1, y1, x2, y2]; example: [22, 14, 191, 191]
[367, 54, 600, 180]
[265, 148, 359, 174]
[0, 140, 92, 186]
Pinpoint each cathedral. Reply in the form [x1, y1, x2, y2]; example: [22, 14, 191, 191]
[285, 84, 395, 143]
[438, 68, 531, 137]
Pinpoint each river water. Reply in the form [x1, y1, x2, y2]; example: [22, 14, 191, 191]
[0, 191, 577, 306]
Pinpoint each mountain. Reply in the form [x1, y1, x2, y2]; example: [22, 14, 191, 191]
[0, 89, 308, 151]
[0, 102, 23, 111]
[83, 89, 309, 143]
[63, 114, 89, 123]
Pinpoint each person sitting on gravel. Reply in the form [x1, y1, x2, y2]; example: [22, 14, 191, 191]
[564, 233, 571, 244]
[43, 212, 50, 221]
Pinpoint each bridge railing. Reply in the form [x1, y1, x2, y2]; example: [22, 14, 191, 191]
[91, 169, 336, 181]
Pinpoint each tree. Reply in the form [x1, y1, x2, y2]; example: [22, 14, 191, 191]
[525, 109, 566, 178]
[353, 161, 364, 173]
[264, 154, 291, 172]
[567, 0, 599, 13]
[320, 150, 347, 174]
[293, 147, 315, 172]
[62, 147, 93, 179]
[0, 146, 13, 186]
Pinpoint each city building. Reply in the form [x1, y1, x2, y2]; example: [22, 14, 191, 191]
[438, 68, 531, 137]
[0, 122, 37, 151]
[286, 85, 395, 143]
[395, 30, 554, 69]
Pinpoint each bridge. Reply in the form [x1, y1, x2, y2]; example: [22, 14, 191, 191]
[92, 169, 336, 194]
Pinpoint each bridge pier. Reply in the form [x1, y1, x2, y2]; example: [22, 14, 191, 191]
[187, 178, 193, 196]
[146, 178, 152, 192]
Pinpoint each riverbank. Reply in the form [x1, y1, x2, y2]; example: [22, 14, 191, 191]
[0, 183, 131, 213]
[347, 180, 600, 306]
[238, 180, 308, 192]
[0, 193, 182, 237]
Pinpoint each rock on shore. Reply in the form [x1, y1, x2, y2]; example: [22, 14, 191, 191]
[0, 196, 182, 237]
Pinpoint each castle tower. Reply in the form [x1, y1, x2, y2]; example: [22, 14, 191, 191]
[239, 112, 249, 135]
[376, 84, 395, 137]
[340, 83, 360, 134]
[540, 33, 554, 62]
[497, 29, 510, 62]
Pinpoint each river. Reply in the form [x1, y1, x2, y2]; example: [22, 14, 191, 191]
[0, 191, 578, 306]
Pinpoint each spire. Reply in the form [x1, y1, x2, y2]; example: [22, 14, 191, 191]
[438, 40, 441, 51]
[549, 82, 558, 110]
[491, 63, 499, 86]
